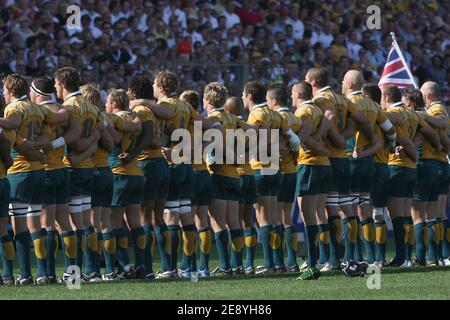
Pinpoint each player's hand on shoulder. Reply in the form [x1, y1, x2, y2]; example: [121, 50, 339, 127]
[118, 152, 133, 165]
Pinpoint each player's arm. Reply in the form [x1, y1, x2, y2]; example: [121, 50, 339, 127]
[0, 113, 21, 130]
[438, 130, 450, 153]
[70, 124, 101, 152]
[312, 111, 333, 141]
[412, 131, 423, 147]
[0, 130, 13, 170]
[67, 142, 98, 166]
[301, 118, 330, 156]
[340, 118, 356, 139]
[98, 122, 115, 152]
[130, 100, 175, 120]
[377, 115, 397, 149]
[384, 112, 403, 126]
[350, 110, 375, 143]
[14, 135, 48, 163]
[45, 108, 69, 125]
[107, 125, 122, 145]
[326, 126, 347, 149]
[418, 122, 442, 151]
[354, 135, 381, 158]
[396, 135, 417, 163]
[420, 112, 447, 129]
[120, 117, 142, 132]
[124, 120, 155, 163]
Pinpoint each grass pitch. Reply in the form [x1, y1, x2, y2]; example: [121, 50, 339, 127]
[0, 243, 449, 300]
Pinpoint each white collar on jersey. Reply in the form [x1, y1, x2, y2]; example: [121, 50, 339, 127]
[13, 95, 27, 102]
[350, 90, 363, 95]
[316, 86, 331, 95]
[276, 107, 290, 112]
[65, 90, 81, 101]
[208, 107, 224, 115]
[298, 99, 314, 107]
[429, 101, 443, 107]
[389, 101, 404, 108]
[41, 98, 57, 105]
[252, 102, 267, 110]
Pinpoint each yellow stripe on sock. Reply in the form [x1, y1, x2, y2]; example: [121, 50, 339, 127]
[232, 237, 244, 252]
[80, 234, 86, 253]
[363, 223, 375, 242]
[33, 236, 46, 260]
[137, 234, 146, 250]
[119, 237, 128, 249]
[245, 235, 257, 248]
[319, 231, 330, 244]
[104, 238, 117, 255]
[439, 223, 445, 241]
[432, 224, 440, 244]
[88, 232, 98, 252]
[446, 227, 450, 243]
[407, 224, 415, 245]
[349, 220, 358, 243]
[65, 235, 77, 259]
[290, 232, 298, 251]
[4, 241, 14, 260]
[182, 231, 196, 256]
[163, 231, 171, 255]
[97, 239, 103, 255]
[200, 230, 212, 254]
[270, 231, 281, 250]
[423, 226, 429, 248]
[375, 224, 387, 244]
[334, 220, 343, 243]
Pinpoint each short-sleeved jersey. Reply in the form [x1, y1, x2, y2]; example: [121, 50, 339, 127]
[188, 114, 207, 171]
[277, 107, 302, 174]
[0, 128, 16, 179]
[162, 96, 200, 149]
[41, 101, 68, 171]
[207, 108, 242, 178]
[426, 101, 449, 162]
[347, 91, 387, 149]
[63, 92, 100, 169]
[5, 96, 52, 173]
[388, 103, 426, 168]
[93, 112, 114, 168]
[108, 112, 143, 176]
[247, 104, 287, 169]
[295, 100, 330, 166]
[235, 116, 253, 176]
[313, 86, 357, 158]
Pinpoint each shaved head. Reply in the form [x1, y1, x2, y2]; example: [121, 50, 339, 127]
[420, 81, 440, 105]
[342, 69, 364, 95]
[224, 96, 243, 116]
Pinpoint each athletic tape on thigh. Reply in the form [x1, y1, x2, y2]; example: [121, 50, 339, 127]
[373, 207, 385, 217]
[349, 193, 359, 205]
[27, 204, 42, 217]
[81, 196, 92, 211]
[69, 198, 83, 214]
[339, 195, 354, 206]
[178, 199, 191, 214]
[164, 200, 180, 214]
[8, 203, 29, 217]
[358, 195, 370, 206]
[326, 194, 339, 207]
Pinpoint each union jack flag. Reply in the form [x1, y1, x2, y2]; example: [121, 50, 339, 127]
[378, 39, 418, 89]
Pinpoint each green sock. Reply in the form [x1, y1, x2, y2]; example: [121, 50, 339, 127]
[115, 228, 129, 270]
[305, 225, 319, 267]
[198, 227, 211, 272]
[328, 216, 342, 267]
[414, 222, 427, 264]
[130, 227, 146, 268]
[244, 227, 257, 269]
[284, 226, 297, 268]
[443, 219, 450, 259]
[392, 217, 406, 262]
[15, 231, 32, 278]
[317, 224, 330, 264]
[167, 225, 181, 271]
[259, 225, 274, 268]
[214, 230, 231, 270]
[354, 217, 364, 262]
[31, 229, 47, 277]
[361, 218, 376, 264]
[427, 220, 440, 262]
[102, 231, 116, 274]
[60, 231, 77, 273]
[374, 221, 387, 262]
[342, 217, 357, 262]
[0, 235, 14, 278]
[404, 217, 414, 261]
[272, 225, 285, 268]
[75, 229, 84, 270]
[180, 224, 197, 272]
[95, 232, 103, 273]
[143, 224, 155, 274]
[83, 226, 97, 274]
[155, 225, 171, 272]
[45, 230, 59, 277]
[230, 228, 244, 269]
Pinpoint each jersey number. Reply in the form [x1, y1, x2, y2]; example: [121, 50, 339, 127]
[82, 119, 94, 138]
[27, 121, 41, 141]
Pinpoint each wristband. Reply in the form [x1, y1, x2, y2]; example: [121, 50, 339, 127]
[52, 137, 66, 149]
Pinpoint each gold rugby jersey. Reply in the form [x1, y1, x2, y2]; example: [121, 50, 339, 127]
[277, 107, 302, 174]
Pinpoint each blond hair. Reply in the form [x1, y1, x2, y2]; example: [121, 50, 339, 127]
[80, 83, 102, 109]
[204, 82, 228, 109]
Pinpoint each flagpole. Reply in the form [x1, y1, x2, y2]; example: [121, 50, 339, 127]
[390, 32, 419, 89]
